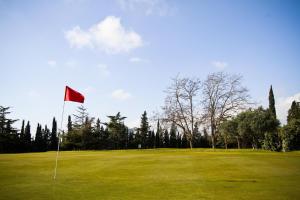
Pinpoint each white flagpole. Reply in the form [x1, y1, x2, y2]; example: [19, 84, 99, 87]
[53, 100, 66, 180]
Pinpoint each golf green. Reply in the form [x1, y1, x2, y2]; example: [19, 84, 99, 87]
[0, 149, 299, 200]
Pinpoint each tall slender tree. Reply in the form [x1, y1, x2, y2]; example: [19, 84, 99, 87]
[34, 123, 43, 151]
[155, 120, 161, 148]
[43, 125, 50, 149]
[269, 85, 276, 118]
[67, 115, 73, 132]
[140, 111, 149, 148]
[50, 117, 58, 150]
[24, 121, 31, 151]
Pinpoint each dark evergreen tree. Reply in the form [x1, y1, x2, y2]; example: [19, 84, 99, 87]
[19, 120, 25, 151]
[181, 133, 188, 148]
[282, 101, 300, 151]
[0, 106, 19, 152]
[94, 118, 101, 149]
[24, 121, 31, 151]
[176, 132, 181, 148]
[105, 112, 127, 149]
[82, 117, 97, 150]
[201, 128, 210, 148]
[135, 129, 141, 148]
[155, 120, 161, 148]
[101, 127, 110, 149]
[139, 111, 150, 148]
[150, 130, 155, 148]
[67, 115, 73, 132]
[0, 106, 18, 134]
[34, 123, 45, 151]
[269, 85, 276, 118]
[0, 106, 10, 134]
[50, 117, 58, 150]
[192, 122, 201, 147]
[43, 125, 50, 149]
[163, 129, 170, 147]
[287, 101, 300, 123]
[169, 122, 177, 148]
[127, 129, 135, 149]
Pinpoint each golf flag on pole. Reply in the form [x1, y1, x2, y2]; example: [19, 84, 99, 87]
[64, 86, 85, 103]
[54, 86, 85, 180]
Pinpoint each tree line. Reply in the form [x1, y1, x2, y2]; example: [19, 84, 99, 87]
[0, 72, 299, 153]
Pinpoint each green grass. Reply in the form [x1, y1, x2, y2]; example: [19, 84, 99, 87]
[0, 149, 300, 200]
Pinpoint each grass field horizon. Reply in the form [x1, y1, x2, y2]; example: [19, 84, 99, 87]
[1, 149, 300, 200]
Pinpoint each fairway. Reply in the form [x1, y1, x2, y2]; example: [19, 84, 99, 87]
[0, 149, 300, 200]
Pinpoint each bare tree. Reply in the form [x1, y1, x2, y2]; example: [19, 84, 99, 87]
[201, 72, 250, 148]
[162, 76, 201, 149]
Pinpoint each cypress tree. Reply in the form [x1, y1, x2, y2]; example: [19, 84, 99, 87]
[269, 85, 276, 118]
[19, 120, 25, 151]
[67, 115, 73, 132]
[155, 120, 161, 148]
[140, 111, 149, 148]
[34, 123, 42, 151]
[43, 125, 50, 150]
[50, 117, 58, 150]
[24, 121, 31, 151]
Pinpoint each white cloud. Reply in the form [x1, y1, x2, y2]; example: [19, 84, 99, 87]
[97, 64, 110, 77]
[276, 92, 300, 124]
[65, 26, 92, 48]
[65, 16, 143, 54]
[47, 60, 57, 67]
[211, 61, 228, 70]
[111, 89, 132, 100]
[129, 57, 148, 63]
[117, 0, 176, 16]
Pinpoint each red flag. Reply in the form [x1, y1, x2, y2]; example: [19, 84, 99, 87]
[64, 86, 85, 103]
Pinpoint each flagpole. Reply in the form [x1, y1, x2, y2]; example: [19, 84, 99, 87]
[53, 100, 65, 180]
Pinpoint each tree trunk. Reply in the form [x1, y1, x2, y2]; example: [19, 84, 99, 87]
[211, 124, 216, 149]
[236, 137, 240, 149]
[189, 140, 193, 150]
[211, 134, 215, 149]
[224, 136, 228, 149]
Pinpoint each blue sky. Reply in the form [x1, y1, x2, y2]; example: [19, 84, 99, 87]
[1, 0, 300, 131]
